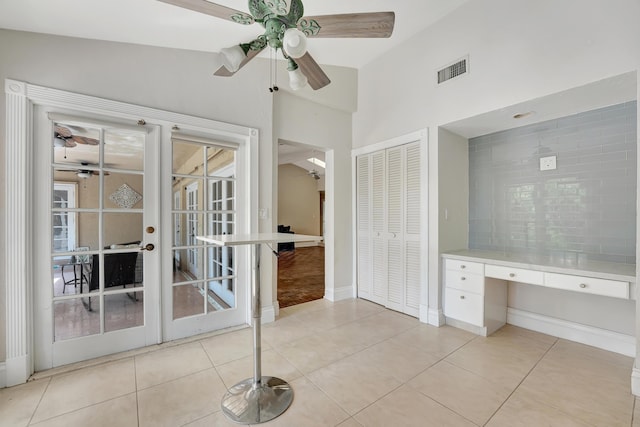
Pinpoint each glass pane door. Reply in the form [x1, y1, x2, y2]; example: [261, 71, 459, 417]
[170, 140, 240, 320]
[35, 109, 160, 369]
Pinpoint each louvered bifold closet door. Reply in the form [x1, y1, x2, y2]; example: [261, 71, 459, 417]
[404, 142, 421, 317]
[356, 155, 372, 299]
[371, 150, 387, 305]
[385, 146, 404, 312]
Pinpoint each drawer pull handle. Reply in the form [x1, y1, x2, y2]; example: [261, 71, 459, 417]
[579, 283, 587, 289]
[460, 265, 466, 269]
[460, 295, 465, 299]
[509, 273, 516, 278]
[460, 277, 466, 281]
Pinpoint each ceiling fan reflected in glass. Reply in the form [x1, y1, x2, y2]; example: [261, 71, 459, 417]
[53, 124, 99, 148]
[157, 0, 395, 91]
[57, 162, 110, 179]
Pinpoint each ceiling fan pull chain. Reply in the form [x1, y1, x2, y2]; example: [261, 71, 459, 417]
[268, 47, 279, 93]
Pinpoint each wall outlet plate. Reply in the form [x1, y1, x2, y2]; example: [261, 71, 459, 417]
[540, 155, 557, 171]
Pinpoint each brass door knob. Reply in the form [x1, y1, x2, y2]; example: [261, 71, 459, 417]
[140, 243, 155, 251]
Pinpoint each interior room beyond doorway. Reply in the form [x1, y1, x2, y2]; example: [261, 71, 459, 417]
[277, 140, 327, 307]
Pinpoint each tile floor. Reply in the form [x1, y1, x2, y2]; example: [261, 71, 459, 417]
[1, 298, 638, 426]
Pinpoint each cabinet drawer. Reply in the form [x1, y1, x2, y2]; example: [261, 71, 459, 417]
[444, 288, 483, 326]
[544, 272, 629, 299]
[445, 270, 484, 294]
[485, 264, 543, 285]
[444, 259, 484, 275]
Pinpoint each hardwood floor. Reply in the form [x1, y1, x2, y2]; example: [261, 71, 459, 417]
[277, 245, 325, 308]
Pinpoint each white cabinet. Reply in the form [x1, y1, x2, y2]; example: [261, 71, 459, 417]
[444, 260, 485, 327]
[444, 259, 507, 336]
[356, 142, 422, 317]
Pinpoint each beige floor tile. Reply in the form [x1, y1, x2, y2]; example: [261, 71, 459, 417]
[633, 397, 640, 426]
[518, 355, 634, 426]
[444, 333, 551, 388]
[279, 298, 333, 318]
[355, 385, 476, 427]
[137, 368, 227, 427]
[135, 341, 213, 390]
[334, 310, 418, 347]
[182, 410, 239, 426]
[389, 323, 476, 359]
[307, 352, 403, 415]
[277, 328, 369, 373]
[408, 360, 512, 426]
[337, 418, 363, 427]
[295, 299, 384, 328]
[486, 390, 592, 427]
[31, 358, 136, 424]
[349, 339, 441, 383]
[215, 349, 303, 388]
[30, 393, 138, 427]
[200, 327, 270, 366]
[544, 339, 634, 381]
[0, 379, 50, 427]
[257, 377, 350, 427]
[491, 324, 557, 347]
[262, 314, 327, 347]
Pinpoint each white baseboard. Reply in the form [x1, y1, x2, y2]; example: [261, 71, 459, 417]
[261, 304, 276, 324]
[507, 308, 635, 357]
[0, 362, 6, 388]
[632, 368, 640, 396]
[426, 307, 445, 326]
[325, 285, 354, 302]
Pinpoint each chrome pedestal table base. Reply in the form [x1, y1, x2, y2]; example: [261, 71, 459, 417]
[220, 243, 293, 424]
[221, 376, 293, 424]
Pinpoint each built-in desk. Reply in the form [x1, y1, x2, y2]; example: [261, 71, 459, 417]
[441, 250, 636, 355]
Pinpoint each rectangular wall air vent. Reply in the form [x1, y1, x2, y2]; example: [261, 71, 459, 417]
[437, 56, 468, 84]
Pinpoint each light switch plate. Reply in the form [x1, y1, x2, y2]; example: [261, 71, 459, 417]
[540, 155, 557, 171]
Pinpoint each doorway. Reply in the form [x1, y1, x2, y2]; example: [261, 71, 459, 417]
[276, 141, 326, 308]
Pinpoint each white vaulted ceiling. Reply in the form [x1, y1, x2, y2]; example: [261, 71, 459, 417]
[0, 0, 470, 68]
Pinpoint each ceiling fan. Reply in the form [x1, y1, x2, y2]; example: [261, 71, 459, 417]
[157, 0, 395, 90]
[54, 125, 99, 148]
[308, 169, 320, 180]
[57, 162, 110, 179]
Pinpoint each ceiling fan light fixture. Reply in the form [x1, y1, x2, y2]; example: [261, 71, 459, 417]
[282, 28, 307, 59]
[76, 171, 92, 179]
[219, 45, 247, 72]
[288, 66, 308, 91]
[54, 136, 67, 148]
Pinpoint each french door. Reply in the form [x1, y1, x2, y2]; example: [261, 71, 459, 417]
[5, 79, 256, 384]
[164, 134, 249, 340]
[33, 106, 160, 369]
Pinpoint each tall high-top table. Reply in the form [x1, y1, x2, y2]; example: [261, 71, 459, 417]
[196, 232, 323, 424]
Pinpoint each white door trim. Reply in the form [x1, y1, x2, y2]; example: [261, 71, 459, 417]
[4, 78, 258, 386]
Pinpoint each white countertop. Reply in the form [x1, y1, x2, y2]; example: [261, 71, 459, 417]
[442, 249, 636, 282]
[196, 233, 323, 246]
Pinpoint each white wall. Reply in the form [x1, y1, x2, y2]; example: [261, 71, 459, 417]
[273, 91, 354, 301]
[434, 129, 469, 322]
[278, 164, 321, 236]
[355, 0, 640, 146]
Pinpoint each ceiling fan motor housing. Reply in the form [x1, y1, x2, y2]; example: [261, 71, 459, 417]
[249, 0, 305, 50]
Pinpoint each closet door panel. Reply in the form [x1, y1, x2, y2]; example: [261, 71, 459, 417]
[370, 150, 387, 304]
[356, 155, 372, 298]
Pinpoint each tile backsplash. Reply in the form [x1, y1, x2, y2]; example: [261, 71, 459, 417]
[469, 101, 638, 264]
